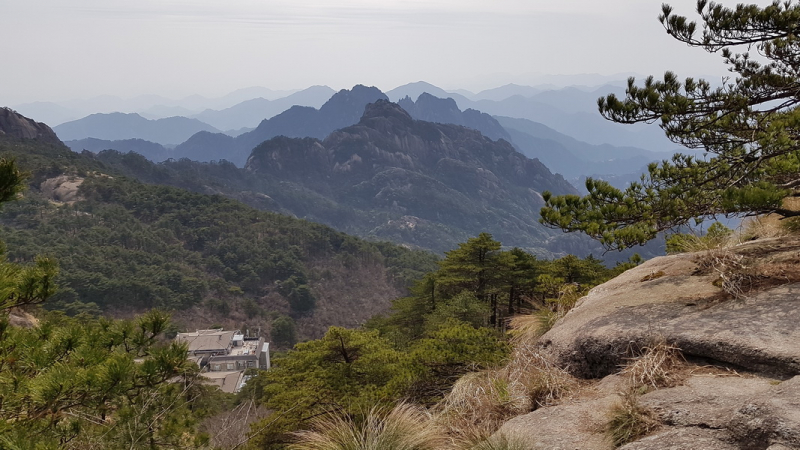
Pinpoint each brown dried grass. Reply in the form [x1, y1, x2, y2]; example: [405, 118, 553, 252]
[434, 340, 576, 447]
[621, 339, 685, 389]
[289, 403, 448, 450]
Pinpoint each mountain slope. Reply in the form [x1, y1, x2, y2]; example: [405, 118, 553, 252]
[397, 93, 512, 142]
[0, 108, 438, 340]
[495, 115, 695, 181]
[190, 85, 335, 130]
[242, 100, 579, 254]
[0, 107, 62, 145]
[53, 112, 221, 145]
[65, 137, 171, 162]
[173, 85, 388, 166]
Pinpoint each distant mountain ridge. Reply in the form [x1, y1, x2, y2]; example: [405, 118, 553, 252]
[398, 93, 512, 142]
[240, 100, 580, 254]
[64, 138, 170, 162]
[386, 81, 678, 152]
[53, 113, 221, 145]
[495, 115, 684, 181]
[172, 85, 389, 166]
[189, 85, 335, 130]
[87, 100, 664, 260]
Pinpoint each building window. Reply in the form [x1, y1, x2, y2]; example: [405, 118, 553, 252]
[212, 364, 220, 371]
[227, 363, 235, 370]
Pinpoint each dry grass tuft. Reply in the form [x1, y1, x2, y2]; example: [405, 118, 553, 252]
[434, 341, 576, 447]
[509, 284, 585, 342]
[622, 339, 685, 389]
[508, 312, 554, 344]
[694, 248, 751, 299]
[639, 270, 665, 282]
[666, 222, 735, 254]
[605, 391, 659, 448]
[289, 403, 448, 450]
[469, 433, 530, 450]
[507, 342, 576, 408]
[738, 215, 791, 241]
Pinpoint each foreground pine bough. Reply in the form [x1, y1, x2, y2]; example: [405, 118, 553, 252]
[541, 0, 800, 250]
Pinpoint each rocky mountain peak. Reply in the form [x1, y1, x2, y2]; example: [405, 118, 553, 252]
[0, 107, 61, 145]
[320, 84, 388, 115]
[359, 99, 414, 126]
[394, 93, 512, 142]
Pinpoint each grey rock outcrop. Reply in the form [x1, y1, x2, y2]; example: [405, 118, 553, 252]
[0, 107, 62, 145]
[539, 237, 800, 379]
[492, 236, 800, 449]
[497, 366, 800, 449]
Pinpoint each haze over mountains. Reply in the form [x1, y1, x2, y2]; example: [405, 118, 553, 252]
[11, 86, 329, 129]
[57, 82, 681, 195]
[69, 99, 580, 253]
[18, 78, 691, 260]
[36, 79, 680, 153]
[54, 113, 221, 146]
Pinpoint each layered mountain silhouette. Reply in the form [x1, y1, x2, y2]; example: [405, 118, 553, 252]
[64, 137, 171, 162]
[172, 85, 388, 166]
[397, 93, 511, 142]
[387, 81, 677, 152]
[495, 116, 686, 181]
[88, 100, 661, 259]
[190, 85, 335, 130]
[238, 100, 579, 253]
[390, 92, 683, 187]
[53, 113, 221, 145]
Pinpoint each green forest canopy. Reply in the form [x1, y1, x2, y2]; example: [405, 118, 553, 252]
[0, 135, 438, 340]
[0, 156, 223, 448]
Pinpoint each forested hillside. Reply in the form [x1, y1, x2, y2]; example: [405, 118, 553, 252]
[94, 100, 635, 259]
[0, 128, 438, 340]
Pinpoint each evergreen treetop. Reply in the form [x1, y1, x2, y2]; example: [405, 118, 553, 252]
[541, 0, 800, 250]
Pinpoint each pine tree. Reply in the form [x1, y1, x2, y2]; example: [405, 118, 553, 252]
[0, 157, 208, 448]
[540, 0, 800, 250]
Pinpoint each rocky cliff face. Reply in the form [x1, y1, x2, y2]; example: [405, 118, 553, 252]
[0, 107, 62, 145]
[493, 235, 800, 449]
[245, 100, 579, 254]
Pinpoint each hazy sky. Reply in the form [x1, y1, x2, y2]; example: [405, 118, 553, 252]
[0, 0, 776, 104]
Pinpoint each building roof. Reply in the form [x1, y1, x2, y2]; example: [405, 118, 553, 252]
[201, 371, 244, 394]
[176, 329, 236, 353]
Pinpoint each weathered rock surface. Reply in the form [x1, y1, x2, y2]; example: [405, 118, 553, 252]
[539, 237, 800, 379]
[497, 375, 627, 450]
[499, 373, 800, 450]
[494, 237, 800, 449]
[40, 175, 85, 204]
[0, 107, 62, 145]
[638, 375, 800, 449]
[618, 428, 738, 450]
